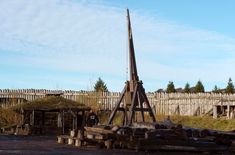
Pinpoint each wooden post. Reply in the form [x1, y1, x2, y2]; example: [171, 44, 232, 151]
[74, 112, 77, 129]
[57, 112, 62, 128]
[41, 111, 45, 134]
[30, 110, 34, 126]
[72, 116, 76, 130]
[42, 111, 45, 126]
[227, 105, 230, 119]
[213, 106, 217, 119]
[232, 107, 235, 119]
[128, 85, 138, 126]
[70, 110, 77, 130]
[82, 110, 86, 127]
[62, 111, 65, 134]
[21, 109, 25, 125]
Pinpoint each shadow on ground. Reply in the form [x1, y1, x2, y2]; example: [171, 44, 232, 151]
[0, 135, 233, 155]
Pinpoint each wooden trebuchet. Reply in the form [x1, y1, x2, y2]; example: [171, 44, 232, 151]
[107, 9, 155, 126]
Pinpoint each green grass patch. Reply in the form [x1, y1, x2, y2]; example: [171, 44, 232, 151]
[156, 115, 235, 131]
[98, 111, 123, 125]
[98, 113, 235, 131]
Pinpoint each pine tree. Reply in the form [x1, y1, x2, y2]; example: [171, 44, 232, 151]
[166, 81, 176, 93]
[225, 78, 234, 94]
[212, 85, 219, 93]
[184, 83, 190, 93]
[94, 77, 108, 92]
[194, 80, 205, 93]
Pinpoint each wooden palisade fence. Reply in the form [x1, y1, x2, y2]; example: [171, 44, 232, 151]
[1, 89, 235, 119]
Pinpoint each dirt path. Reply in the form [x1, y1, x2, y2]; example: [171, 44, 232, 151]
[0, 135, 232, 155]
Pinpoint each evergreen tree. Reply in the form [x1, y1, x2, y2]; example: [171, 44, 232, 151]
[212, 85, 219, 93]
[184, 83, 190, 93]
[166, 81, 176, 93]
[225, 78, 234, 94]
[94, 77, 108, 92]
[194, 80, 205, 93]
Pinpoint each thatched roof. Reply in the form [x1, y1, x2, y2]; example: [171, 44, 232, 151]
[13, 96, 90, 112]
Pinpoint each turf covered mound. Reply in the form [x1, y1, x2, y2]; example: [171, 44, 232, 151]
[13, 96, 90, 111]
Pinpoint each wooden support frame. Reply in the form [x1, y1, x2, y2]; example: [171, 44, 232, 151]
[128, 84, 138, 126]
[107, 81, 156, 126]
[107, 85, 127, 125]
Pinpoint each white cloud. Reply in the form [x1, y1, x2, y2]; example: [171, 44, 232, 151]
[0, 0, 235, 91]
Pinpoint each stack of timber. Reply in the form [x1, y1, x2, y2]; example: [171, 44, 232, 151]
[128, 120, 235, 152]
[57, 122, 235, 153]
[57, 129, 85, 147]
[84, 126, 116, 149]
[127, 123, 228, 152]
[57, 126, 116, 149]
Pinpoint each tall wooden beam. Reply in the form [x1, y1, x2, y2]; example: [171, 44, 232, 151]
[127, 9, 139, 83]
[107, 9, 156, 126]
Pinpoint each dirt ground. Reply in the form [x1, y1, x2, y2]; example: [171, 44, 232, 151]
[0, 135, 233, 155]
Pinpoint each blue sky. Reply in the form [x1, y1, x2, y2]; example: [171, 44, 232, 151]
[1, 0, 235, 92]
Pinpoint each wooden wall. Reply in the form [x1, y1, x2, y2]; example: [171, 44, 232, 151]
[1, 89, 235, 118]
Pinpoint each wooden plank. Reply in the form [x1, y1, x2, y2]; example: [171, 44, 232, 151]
[84, 127, 114, 134]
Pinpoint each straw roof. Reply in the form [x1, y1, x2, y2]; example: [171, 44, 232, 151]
[13, 96, 90, 111]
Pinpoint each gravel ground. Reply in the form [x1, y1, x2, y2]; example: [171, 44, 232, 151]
[0, 135, 233, 155]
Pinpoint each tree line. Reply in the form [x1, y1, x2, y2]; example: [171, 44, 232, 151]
[93, 77, 235, 94]
[164, 78, 234, 94]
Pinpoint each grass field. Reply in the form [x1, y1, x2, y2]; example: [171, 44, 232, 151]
[156, 115, 235, 131]
[98, 112, 235, 131]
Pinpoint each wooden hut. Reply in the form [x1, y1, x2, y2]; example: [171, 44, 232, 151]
[14, 96, 90, 135]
